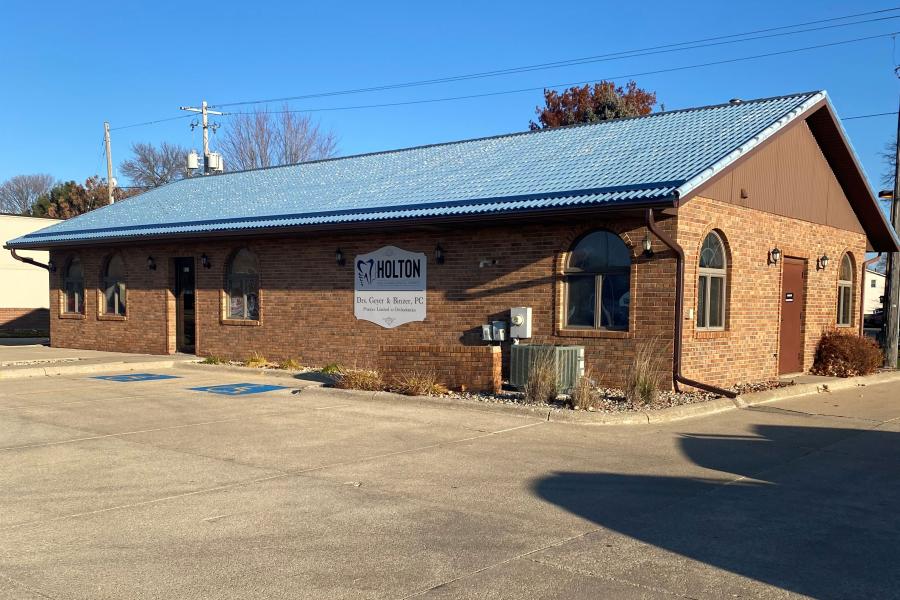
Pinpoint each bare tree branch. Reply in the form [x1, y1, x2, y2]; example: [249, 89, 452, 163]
[120, 142, 189, 188]
[0, 174, 55, 214]
[220, 105, 337, 171]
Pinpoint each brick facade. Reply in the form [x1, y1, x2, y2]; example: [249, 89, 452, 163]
[48, 215, 677, 391]
[678, 196, 867, 386]
[0, 307, 49, 333]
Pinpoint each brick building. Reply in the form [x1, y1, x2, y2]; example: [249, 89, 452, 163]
[5, 92, 898, 392]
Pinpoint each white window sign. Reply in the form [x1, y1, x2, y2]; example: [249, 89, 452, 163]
[354, 246, 426, 328]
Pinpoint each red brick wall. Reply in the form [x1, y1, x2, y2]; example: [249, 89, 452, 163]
[377, 345, 502, 393]
[678, 196, 868, 386]
[0, 308, 49, 332]
[48, 216, 677, 391]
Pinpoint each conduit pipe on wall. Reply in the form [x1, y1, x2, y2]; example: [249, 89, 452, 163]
[860, 253, 882, 336]
[644, 208, 738, 399]
[6, 248, 51, 271]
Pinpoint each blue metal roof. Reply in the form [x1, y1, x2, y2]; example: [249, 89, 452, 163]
[7, 91, 826, 248]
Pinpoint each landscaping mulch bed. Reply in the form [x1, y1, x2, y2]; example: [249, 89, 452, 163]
[447, 380, 793, 414]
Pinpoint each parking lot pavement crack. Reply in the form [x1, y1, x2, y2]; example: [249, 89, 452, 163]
[524, 556, 696, 599]
[0, 571, 64, 599]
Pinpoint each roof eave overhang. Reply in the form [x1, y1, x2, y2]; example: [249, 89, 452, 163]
[4, 196, 678, 251]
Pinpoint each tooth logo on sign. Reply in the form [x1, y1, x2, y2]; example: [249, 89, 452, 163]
[354, 246, 426, 329]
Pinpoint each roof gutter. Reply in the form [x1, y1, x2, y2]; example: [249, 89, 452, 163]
[860, 253, 882, 336]
[6, 247, 52, 271]
[645, 208, 738, 399]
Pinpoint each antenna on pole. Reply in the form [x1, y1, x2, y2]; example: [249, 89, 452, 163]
[103, 121, 115, 204]
[179, 100, 224, 175]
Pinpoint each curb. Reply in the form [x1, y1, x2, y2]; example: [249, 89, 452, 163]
[175, 361, 329, 385]
[306, 370, 900, 426]
[0, 357, 198, 380]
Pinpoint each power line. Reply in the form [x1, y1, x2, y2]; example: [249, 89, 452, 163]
[843, 111, 898, 120]
[109, 114, 194, 132]
[222, 32, 899, 116]
[212, 8, 900, 108]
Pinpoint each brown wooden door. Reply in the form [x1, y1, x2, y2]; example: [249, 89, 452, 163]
[779, 258, 806, 374]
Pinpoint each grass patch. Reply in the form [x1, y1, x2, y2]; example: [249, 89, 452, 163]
[279, 358, 303, 371]
[200, 355, 227, 365]
[321, 362, 344, 375]
[570, 368, 599, 410]
[244, 352, 271, 369]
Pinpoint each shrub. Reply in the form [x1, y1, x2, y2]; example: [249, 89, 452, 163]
[570, 369, 599, 410]
[333, 368, 385, 391]
[391, 370, 449, 396]
[811, 329, 882, 377]
[244, 352, 270, 369]
[279, 358, 303, 371]
[200, 355, 226, 365]
[321, 363, 344, 375]
[625, 338, 662, 406]
[524, 348, 559, 404]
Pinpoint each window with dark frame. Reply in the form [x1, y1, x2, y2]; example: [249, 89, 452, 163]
[837, 254, 853, 327]
[697, 231, 727, 330]
[102, 254, 127, 316]
[226, 249, 260, 321]
[564, 230, 631, 331]
[63, 257, 84, 314]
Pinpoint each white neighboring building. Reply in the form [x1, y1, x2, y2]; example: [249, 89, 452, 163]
[863, 269, 886, 315]
[0, 214, 60, 332]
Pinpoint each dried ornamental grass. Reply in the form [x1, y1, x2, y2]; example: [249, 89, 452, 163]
[524, 348, 559, 404]
[333, 368, 386, 391]
[391, 370, 450, 396]
[570, 369, 600, 410]
[625, 338, 663, 406]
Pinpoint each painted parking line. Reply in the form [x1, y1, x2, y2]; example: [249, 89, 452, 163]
[93, 373, 181, 382]
[189, 383, 289, 396]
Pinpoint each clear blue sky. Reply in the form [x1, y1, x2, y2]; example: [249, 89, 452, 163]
[1, 0, 899, 192]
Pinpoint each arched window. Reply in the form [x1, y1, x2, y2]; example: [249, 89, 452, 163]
[102, 254, 127, 316]
[226, 249, 260, 320]
[837, 254, 853, 326]
[564, 230, 631, 330]
[63, 257, 84, 314]
[697, 231, 727, 330]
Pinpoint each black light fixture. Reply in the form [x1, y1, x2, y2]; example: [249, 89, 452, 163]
[769, 247, 782, 265]
[47, 260, 56, 273]
[642, 234, 654, 257]
[200, 253, 211, 269]
[817, 253, 830, 271]
[434, 244, 445, 265]
[335, 248, 345, 266]
[146, 256, 157, 271]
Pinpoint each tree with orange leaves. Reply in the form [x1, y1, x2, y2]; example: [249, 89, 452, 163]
[530, 81, 657, 130]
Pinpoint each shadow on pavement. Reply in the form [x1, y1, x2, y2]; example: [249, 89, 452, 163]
[532, 424, 900, 599]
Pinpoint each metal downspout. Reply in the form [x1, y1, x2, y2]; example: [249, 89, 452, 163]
[860, 253, 882, 336]
[644, 208, 738, 399]
[7, 247, 51, 271]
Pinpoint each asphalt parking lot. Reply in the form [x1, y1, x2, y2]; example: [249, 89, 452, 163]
[0, 365, 898, 599]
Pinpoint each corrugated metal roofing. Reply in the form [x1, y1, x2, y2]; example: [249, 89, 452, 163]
[7, 91, 826, 248]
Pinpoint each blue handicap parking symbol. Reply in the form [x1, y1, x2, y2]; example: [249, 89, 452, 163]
[189, 383, 288, 396]
[94, 373, 181, 382]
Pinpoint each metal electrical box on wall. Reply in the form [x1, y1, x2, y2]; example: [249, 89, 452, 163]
[510, 307, 532, 338]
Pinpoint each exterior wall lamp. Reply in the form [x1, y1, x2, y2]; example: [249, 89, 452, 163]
[642, 234, 654, 257]
[434, 244, 445, 264]
[335, 249, 346, 266]
[768, 247, 782, 265]
[147, 256, 157, 271]
[817, 253, 830, 271]
[200, 254, 211, 269]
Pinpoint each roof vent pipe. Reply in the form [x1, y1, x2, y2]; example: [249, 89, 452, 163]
[644, 208, 738, 399]
[729, 98, 743, 105]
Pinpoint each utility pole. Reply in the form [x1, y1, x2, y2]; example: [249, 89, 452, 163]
[884, 94, 900, 369]
[179, 100, 223, 174]
[103, 122, 115, 204]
